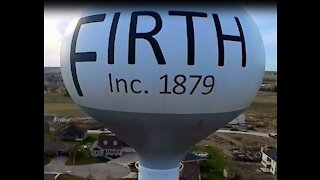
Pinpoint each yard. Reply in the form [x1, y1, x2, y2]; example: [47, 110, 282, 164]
[44, 131, 106, 165]
[244, 91, 277, 132]
[246, 91, 277, 117]
[64, 148, 109, 165]
[60, 134, 109, 165]
[190, 146, 230, 180]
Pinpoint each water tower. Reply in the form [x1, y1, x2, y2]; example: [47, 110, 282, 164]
[60, 5, 265, 180]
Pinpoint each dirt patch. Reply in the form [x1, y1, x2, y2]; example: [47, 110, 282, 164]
[197, 133, 276, 158]
[235, 162, 276, 180]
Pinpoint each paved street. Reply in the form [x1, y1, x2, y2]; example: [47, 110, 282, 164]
[44, 156, 130, 180]
[216, 129, 270, 137]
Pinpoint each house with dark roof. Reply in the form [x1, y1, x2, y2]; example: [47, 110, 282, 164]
[260, 146, 277, 175]
[59, 124, 87, 141]
[90, 134, 135, 157]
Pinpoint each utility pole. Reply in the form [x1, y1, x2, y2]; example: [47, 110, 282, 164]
[73, 144, 80, 176]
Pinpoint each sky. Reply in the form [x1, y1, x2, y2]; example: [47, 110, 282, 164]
[44, 6, 277, 71]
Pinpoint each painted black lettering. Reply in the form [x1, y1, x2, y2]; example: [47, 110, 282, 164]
[108, 73, 113, 92]
[116, 79, 128, 93]
[108, 12, 120, 64]
[131, 79, 142, 93]
[168, 11, 207, 65]
[212, 14, 246, 67]
[128, 11, 166, 65]
[70, 14, 106, 96]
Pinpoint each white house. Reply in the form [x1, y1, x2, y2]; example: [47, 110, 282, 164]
[53, 116, 71, 123]
[90, 134, 135, 157]
[228, 114, 246, 125]
[260, 146, 277, 175]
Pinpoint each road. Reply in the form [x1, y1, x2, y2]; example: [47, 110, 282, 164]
[216, 129, 270, 138]
[44, 156, 130, 180]
[87, 129, 112, 134]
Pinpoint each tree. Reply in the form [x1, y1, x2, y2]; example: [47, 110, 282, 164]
[57, 85, 70, 97]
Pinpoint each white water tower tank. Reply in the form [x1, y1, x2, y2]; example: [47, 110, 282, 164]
[60, 5, 265, 180]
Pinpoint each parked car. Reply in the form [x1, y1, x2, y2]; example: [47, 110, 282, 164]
[192, 151, 209, 158]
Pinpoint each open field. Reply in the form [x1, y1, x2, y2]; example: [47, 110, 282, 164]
[245, 91, 277, 132]
[44, 93, 85, 117]
[197, 133, 276, 157]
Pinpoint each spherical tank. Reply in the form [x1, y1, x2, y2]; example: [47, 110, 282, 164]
[60, 5, 265, 179]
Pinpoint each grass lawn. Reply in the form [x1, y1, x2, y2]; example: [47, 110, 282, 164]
[65, 149, 109, 165]
[60, 134, 99, 145]
[190, 146, 230, 180]
[245, 92, 277, 118]
[57, 174, 87, 180]
[44, 93, 85, 117]
[62, 134, 105, 165]
[83, 134, 99, 144]
[45, 133, 102, 166]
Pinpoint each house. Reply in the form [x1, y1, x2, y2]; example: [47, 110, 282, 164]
[228, 114, 246, 125]
[59, 124, 88, 141]
[44, 116, 56, 133]
[260, 146, 277, 175]
[90, 133, 135, 157]
[180, 153, 207, 180]
[53, 116, 71, 124]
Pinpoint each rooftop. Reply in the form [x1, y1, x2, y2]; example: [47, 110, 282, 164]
[263, 148, 277, 161]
